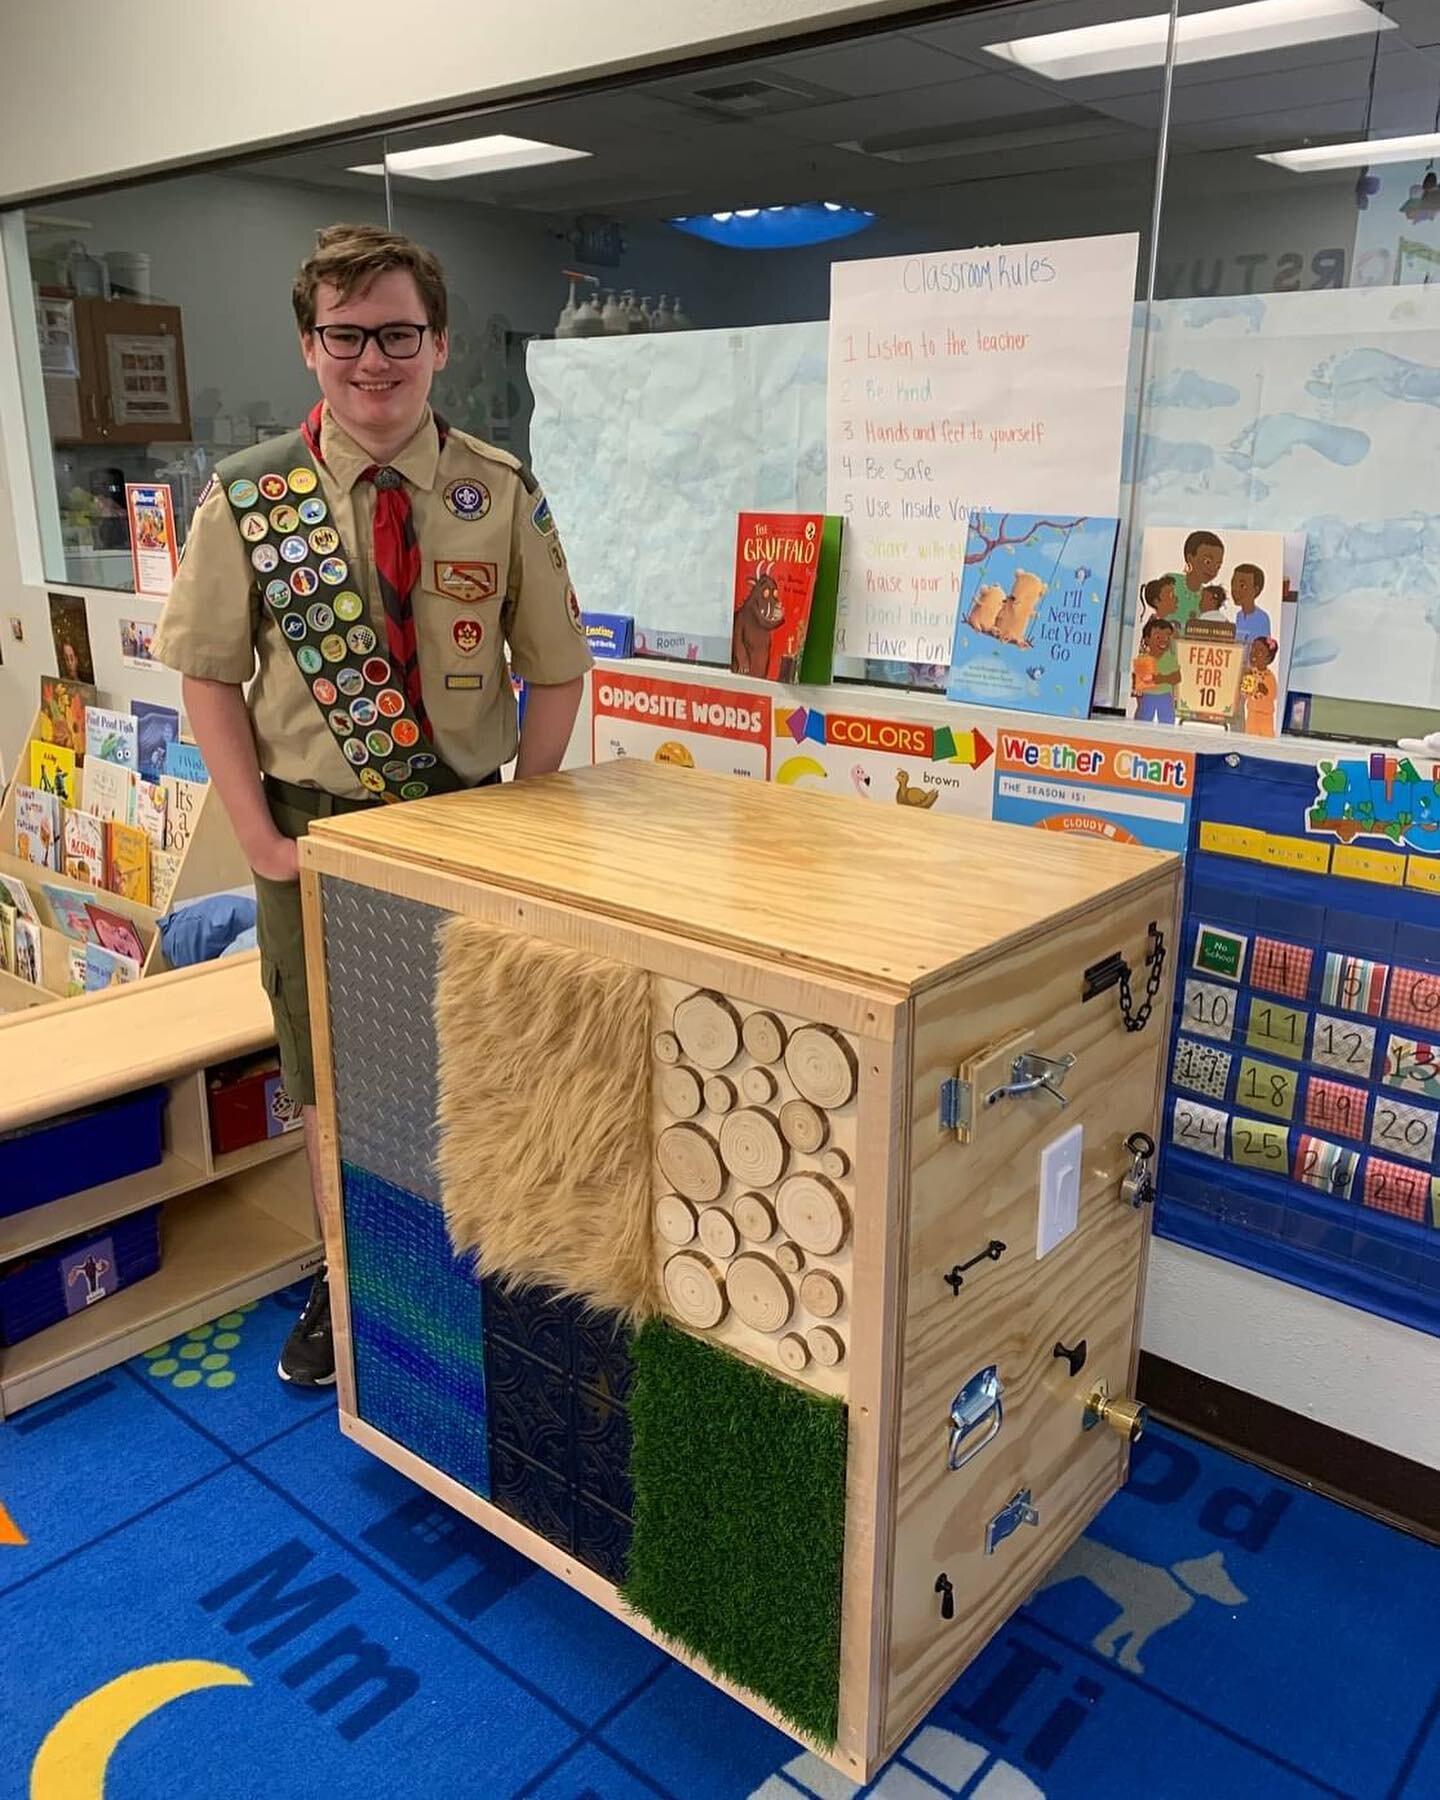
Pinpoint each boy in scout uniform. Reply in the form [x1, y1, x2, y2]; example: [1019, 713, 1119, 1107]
[154, 224, 591, 1386]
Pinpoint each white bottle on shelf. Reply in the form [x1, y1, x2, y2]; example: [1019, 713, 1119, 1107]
[601, 290, 628, 334]
[671, 294, 692, 330]
[573, 292, 606, 336]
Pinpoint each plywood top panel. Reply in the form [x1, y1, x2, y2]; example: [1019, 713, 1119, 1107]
[308, 761, 1177, 995]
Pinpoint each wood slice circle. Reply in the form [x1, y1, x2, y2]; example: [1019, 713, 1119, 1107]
[734, 1191, 777, 1243]
[653, 1030, 682, 1066]
[674, 991, 742, 1071]
[780, 1099, 829, 1155]
[727, 1254, 794, 1333]
[800, 1269, 844, 1319]
[820, 1146, 852, 1180]
[657, 1122, 725, 1204]
[778, 1332, 811, 1373]
[741, 1066, 778, 1105]
[775, 1240, 806, 1275]
[703, 1075, 737, 1115]
[785, 1025, 858, 1109]
[777, 1172, 851, 1256]
[808, 1325, 845, 1367]
[658, 1063, 704, 1120]
[718, 1108, 788, 1189]
[663, 1251, 727, 1328]
[655, 1193, 698, 1246]
[743, 1010, 787, 1065]
[698, 1206, 739, 1260]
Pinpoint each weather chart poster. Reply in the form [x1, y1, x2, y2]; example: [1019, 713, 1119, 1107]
[992, 726, 1195, 853]
[591, 670, 771, 778]
[772, 704, 994, 818]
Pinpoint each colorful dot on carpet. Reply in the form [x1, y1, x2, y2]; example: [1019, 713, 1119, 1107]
[212, 1333, 240, 1350]
[178, 1343, 206, 1361]
[173, 1371, 202, 1389]
[147, 1358, 179, 1378]
[218, 1313, 246, 1329]
[143, 1343, 171, 1359]
[205, 1372, 237, 1389]
[201, 1354, 229, 1372]
[186, 1325, 214, 1341]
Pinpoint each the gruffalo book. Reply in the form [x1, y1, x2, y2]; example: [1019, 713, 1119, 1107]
[945, 511, 1119, 718]
[731, 512, 843, 685]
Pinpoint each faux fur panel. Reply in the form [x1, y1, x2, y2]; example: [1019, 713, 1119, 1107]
[434, 916, 659, 1321]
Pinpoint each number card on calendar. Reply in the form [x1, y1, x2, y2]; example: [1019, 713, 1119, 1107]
[1234, 1056, 1297, 1120]
[1362, 1156, 1439, 1225]
[1310, 1014, 1376, 1079]
[1184, 979, 1235, 1042]
[1193, 925, 1247, 982]
[1319, 951, 1388, 1017]
[1172, 1036, 1232, 1099]
[1172, 1096, 1228, 1159]
[1381, 1033, 1440, 1099]
[1386, 965, 1440, 1032]
[1293, 1132, 1360, 1200]
[1369, 1098, 1439, 1166]
[1303, 1075, 1367, 1142]
[1230, 1116, 1290, 1172]
[1246, 999, 1307, 1060]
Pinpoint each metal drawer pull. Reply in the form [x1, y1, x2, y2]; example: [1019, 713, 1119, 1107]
[947, 1364, 1004, 1470]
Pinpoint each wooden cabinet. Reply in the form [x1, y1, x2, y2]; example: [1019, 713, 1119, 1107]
[300, 761, 1180, 1782]
[47, 296, 191, 445]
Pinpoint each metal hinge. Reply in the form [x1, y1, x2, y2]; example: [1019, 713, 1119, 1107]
[939, 1076, 971, 1133]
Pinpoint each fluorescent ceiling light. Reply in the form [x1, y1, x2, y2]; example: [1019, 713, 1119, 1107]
[350, 134, 589, 180]
[1260, 132, 1440, 171]
[986, 0, 1391, 81]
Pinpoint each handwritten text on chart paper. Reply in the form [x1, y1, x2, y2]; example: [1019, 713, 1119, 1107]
[826, 235, 1139, 665]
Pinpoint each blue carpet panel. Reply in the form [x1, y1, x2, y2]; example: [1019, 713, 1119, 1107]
[3, 1291, 1440, 1798]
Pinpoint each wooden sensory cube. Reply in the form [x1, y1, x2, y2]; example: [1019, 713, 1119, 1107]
[300, 760, 1180, 1781]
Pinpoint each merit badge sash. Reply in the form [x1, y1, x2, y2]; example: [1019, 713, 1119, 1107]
[219, 436, 463, 802]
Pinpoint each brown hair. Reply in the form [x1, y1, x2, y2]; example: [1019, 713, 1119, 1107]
[292, 223, 448, 335]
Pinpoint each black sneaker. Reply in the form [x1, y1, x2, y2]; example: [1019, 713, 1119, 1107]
[278, 1267, 336, 1387]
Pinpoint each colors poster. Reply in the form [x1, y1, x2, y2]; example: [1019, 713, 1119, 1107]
[772, 705, 993, 819]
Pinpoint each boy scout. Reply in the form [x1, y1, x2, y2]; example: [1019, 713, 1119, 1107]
[154, 224, 590, 1386]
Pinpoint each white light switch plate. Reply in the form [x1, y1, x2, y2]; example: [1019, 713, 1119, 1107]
[1037, 1122, 1083, 1259]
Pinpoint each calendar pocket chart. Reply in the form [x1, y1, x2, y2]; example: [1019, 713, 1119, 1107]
[1157, 751, 1440, 1340]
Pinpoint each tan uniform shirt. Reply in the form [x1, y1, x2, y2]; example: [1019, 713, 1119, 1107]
[153, 405, 592, 798]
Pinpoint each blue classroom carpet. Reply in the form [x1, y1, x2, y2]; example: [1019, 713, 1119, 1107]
[3, 1285, 1440, 1798]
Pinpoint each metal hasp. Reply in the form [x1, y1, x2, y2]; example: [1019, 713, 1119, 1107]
[1120, 1130, 1156, 1208]
[986, 1488, 1040, 1555]
[985, 1050, 1076, 1110]
[1083, 1377, 1148, 1442]
[947, 1364, 1004, 1471]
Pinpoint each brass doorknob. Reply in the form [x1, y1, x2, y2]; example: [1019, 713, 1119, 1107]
[1083, 1379, 1147, 1441]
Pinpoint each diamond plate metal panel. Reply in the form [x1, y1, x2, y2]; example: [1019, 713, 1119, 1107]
[322, 876, 447, 1201]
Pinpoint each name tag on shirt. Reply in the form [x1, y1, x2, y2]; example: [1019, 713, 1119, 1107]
[445, 674, 483, 691]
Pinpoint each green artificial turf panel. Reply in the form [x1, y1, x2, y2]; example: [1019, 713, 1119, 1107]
[623, 1319, 848, 1745]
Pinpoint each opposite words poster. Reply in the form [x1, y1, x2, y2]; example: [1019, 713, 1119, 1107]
[591, 669, 771, 779]
[993, 726, 1194, 853]
[827, 233, 1138, 666]
[772, 705, 993, 818]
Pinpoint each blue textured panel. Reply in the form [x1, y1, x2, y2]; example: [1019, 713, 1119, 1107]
[342, 1162, 489, 1497]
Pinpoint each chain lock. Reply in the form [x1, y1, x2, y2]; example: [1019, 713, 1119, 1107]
[1117, 924, 1167, 1034]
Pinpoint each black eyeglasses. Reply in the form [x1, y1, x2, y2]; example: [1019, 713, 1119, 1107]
[312, 322, 431, 360]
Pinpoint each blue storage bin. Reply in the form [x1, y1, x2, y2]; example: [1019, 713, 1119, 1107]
[0, 1205, 162, 1346]
[0, 1086, 167, 1219]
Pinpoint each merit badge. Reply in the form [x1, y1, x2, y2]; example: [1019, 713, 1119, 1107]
[346, 624, 377, 656]
[336, 667, 364, 697]
[288, 467, 318, 495]
[280, 535, 308, 564]
[329, 709, 355, 737]
[281, 613, 307, 642]
[366, 730, 394, 758]
[566, 587, 584, 634]
[362, 656, 391, 686]
[309, 526, 340, 556]
[392, 719, 420, 749]
[321, 634, 347, 664]
[433, 559, 498, 602]
[259, 474, 288, 501]
[265, 580, 291, 608]
[298, 496, 327, 525]
[383, 760, 410, 782]
[360, 767, 386, 794]
[239, 512, 269, 543]
[444, 478, 490, 521]
[319, 556, 348, 586]
[377, 688, 405, 717]
[297, 646, 323, 676]
[343, 737, 370, 766]
[350, 696, 378, 728]
[333, 590, 364, 622]
[269, 504, 299, 535]
[452, 616, 483, 655]
[531, 494, 555, 536]
[409, 752, 436, 772]
[289, 567, 319, 598]
[401, 781, 429, 800]
[251, 543, 279, 573]
[306, 603, 335, 634]
[312, 678, 338, 707]
[228, 479, 259, 509]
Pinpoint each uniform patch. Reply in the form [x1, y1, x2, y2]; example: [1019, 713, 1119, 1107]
[290, 567, 319, 598]
[319, 556, 348, 586]
[566, 588, 584, 634]
[452, 617, 483, 656]
[445, 674, 483, 690]
[251, 543, 279, 573]
[359, 767, 386, 794]
[433, 559, 498, 602]
[288, 467, 318, 495]
[298, 497, 327, 525]
[531, 495, 555, 536]
[309, 526, 340, 556]
[198, 474, 219, 506]
[445, 479, 490, 521]
[334, 590, 364, 622]
[269, 504, 299, 535]
[228, 479, 259, 509]
[280, 535, 308, 564]
[259, 474, 288, 502]
[547, 539, 566, 573]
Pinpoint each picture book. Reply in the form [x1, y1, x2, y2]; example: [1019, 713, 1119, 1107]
[28, 737, 77, 805]
[1127, 527, 1295, 735]
[0, 906, 14, 974]
[85, 903, 146, 965]
[63, 808, 106, 885]
[731, 512, 843, 685]
[83, 942, 141, 991]
[0, 872, 39, 923]
[135, 780, 167, 849]
[82, 755, 138, 825]
[41, 884, 100, 943]
[150, 846, 183, 913]
[66, 943, 87, 996]
[39, 675, 98, 754]
[49, 592, 95, 686]
[106, 821, 152, 904]
[163, 739, 210, 784]
[161, 775, 204, 854]
[132, 700, 180, 785]
[945, 513, 1120, 717]
[15, 787, 61, 870]
[14, 916, 40, 987]
[85, 705, 138, 769]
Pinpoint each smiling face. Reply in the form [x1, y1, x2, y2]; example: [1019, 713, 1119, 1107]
[301, 269, 448, 458]
[1187, 542, 1224, 585]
